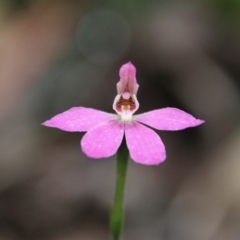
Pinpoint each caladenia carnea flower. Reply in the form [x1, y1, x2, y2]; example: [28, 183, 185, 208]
[43, 62, 204, 240]
[43, 62, 204, 165]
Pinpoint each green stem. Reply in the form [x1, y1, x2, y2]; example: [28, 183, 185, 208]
[110, 138, 129, 240]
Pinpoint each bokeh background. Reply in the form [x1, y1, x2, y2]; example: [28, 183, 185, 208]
[0, 0, 240, 239]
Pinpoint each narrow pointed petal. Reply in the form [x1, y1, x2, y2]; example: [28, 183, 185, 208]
[42, 107, 117, 132]
[135, 107, 204, 131]
[81, 121, 124, 159]
[125, 122, 166, 165]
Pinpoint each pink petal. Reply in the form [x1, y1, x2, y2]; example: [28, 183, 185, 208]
[119, 62, 136, 81]
[125, 122, 166, 165]
[134, 107, 204, 131]
[117, 62, 139, 95]
[42, 107, 117, 132]
[81, 121, 124, 159]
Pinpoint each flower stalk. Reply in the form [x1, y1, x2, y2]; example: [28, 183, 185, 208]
[110, 138, 129, 240]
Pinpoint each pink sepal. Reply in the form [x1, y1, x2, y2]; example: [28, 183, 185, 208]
[42, 107, 117, 132]
[125, 122, 166, 165]
[134, 107, 204, 131]
[81, 121, 124, 158]
[117, 62, 139, 95]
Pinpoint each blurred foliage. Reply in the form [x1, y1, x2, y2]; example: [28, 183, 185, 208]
[4, 0, 35, 11]
[104, 0, 161, 18]
[210, 0, 240, 20]
[105, 0, 151, 12]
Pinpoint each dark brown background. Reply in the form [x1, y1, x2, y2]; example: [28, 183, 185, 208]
[0, 0, 240, 239]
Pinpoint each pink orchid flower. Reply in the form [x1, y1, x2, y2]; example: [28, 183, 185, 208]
[43, 62, 204, 165]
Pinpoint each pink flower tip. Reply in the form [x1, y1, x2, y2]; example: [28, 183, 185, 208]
[41, 120, 58, 129]
[196, 119, 205, 125]
[117, 62, 139, 95]
[119, 62, 136, 81]
[41, 120, 50, 126]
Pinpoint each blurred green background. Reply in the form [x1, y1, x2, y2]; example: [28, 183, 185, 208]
[0, 0, 240, 239]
